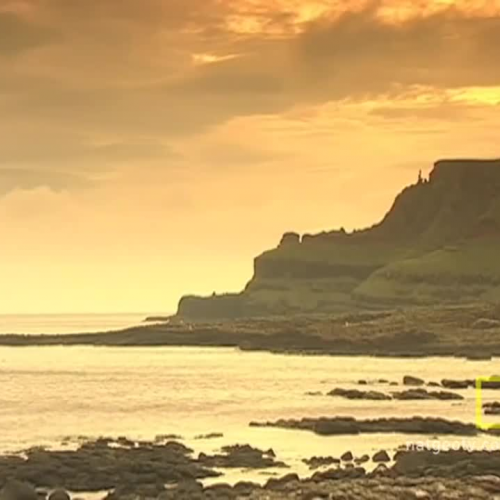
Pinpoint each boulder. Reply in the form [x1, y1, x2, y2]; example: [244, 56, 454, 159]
[373, 450, 391, 463]
[441, 379, 473, 390]
[328, 388, 391, 401]
[341, 451, 353, 462]
[0, 482, 38, 500]
[403, 376, 425, 386]
[47, 491, 70, 500]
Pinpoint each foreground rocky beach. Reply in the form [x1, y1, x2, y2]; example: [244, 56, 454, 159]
[3, 433, 500, 500]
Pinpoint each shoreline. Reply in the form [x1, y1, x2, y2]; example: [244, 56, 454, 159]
[1, 303, 500, 359]
[3, 431, 500, 500]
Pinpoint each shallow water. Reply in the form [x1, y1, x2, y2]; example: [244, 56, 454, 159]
[2, 345, 500, 483]
[0, 313, 155, 335]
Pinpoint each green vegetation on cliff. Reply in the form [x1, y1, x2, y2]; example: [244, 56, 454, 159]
[178, 159, 500, 319]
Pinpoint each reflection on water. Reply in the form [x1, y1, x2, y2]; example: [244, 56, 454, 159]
[1, 346, 499, 483]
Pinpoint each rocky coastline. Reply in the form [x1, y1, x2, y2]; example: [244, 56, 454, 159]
[1, 302, 500, 360]
[4, 434, 500, 500]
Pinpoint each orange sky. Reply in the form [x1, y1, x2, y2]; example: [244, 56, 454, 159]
[1, 0, 500, 313]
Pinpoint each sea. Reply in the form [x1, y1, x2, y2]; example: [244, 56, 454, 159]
[1, 314, 499, 484]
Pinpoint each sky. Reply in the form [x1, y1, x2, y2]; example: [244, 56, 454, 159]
[1, 0, 500, 314]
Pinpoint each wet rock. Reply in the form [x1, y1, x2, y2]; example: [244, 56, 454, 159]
[484, 402, 500, 415]
[0, 481, 38, 500]
[303, 457, 340, 469]
[441, 379, 473, 390]
[373, 450, 391, 463]
[251, 416, 479, 437]
[199, 444, 286, 469]
[328, 388, 391, 400]
[0, 438, 218, 494]
[403, 376, 425, 386]
[233, 481, 261, 496]
[354, 455, 370, 465]
[393, 449, 500, 478]
[265, 474, 300, 490]
[194, 433, 223, 440]
[47, 490, 70, 500]
[158, 481, 203, 500]
[204, 483, 236, 499]
[482, 379, 500, 390]
[371, 463, 391, 477]
[392, 389, 463, 401]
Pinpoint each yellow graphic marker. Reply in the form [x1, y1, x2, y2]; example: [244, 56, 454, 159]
[476, 376, 500, 430]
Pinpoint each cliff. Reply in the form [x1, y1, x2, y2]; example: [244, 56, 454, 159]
[177, 159, 500, 319]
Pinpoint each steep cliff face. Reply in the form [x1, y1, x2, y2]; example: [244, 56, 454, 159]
[177, 159, 500, 318]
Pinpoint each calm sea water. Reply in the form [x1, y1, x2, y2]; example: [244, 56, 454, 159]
[1, 339, 500, 484]
[0, 313, 156, 335]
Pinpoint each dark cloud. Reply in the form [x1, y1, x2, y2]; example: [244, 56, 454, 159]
[297, 8, 500, 97]
[0, 1, 499, 174]
[0, 11, 57, 54]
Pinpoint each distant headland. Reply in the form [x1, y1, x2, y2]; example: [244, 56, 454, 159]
[177, 158, 500, 319]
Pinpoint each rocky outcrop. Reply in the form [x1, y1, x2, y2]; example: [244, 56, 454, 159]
[328, 388, 391, 401]
[392, 389, 463, 401]
[198, 445, 285, 469]
[250, 417, 480, 436]
[176, 158, 500, 319]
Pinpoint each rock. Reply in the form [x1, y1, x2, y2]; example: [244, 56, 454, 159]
[341, 451, 353, 462]
[0, 482, 38, 500]
[484, 402, 500, 415]
[481, 379, 500, 390]
[265, 473, 299, 490]
[403, 376, 425, 386]
[393, 449, 500, 478]
[303, 456, 340, 469]
[47, 491, 70, 500]
[392, 388, 464, 401]
[194, 433, 223, 440]
[427, 381, 441, 387]
[233, 481, 261, 496]
[159, 481, 204, 500]
[251, 416, 479, 437]
[441, 379, 473, 390]
[358, 380, 368, 385]
[355, 455, 370, 465]
[203, 483, 235, 499]
[328, 388, 391, 400]
[279, 232, 300, 247]
[371, 463, 391, 476]
[199, 444, 286, 469]
[373, 450, 391, 463]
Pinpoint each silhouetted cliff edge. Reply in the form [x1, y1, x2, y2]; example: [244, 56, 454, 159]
[178, 159, 500, 319]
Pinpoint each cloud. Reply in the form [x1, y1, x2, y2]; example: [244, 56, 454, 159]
[0, 11, 57, 54]
[0, 168, 92, 195]
[296, 7, 500, 97]
[0, 0, 499, 182]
